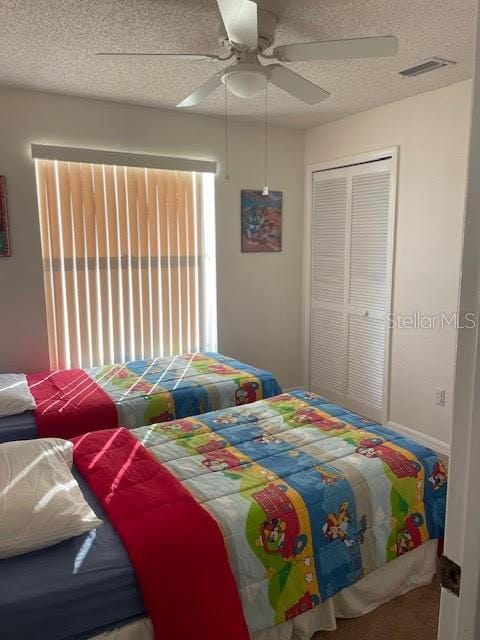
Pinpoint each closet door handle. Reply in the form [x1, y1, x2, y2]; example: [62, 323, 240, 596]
[363, 309, 369, 317]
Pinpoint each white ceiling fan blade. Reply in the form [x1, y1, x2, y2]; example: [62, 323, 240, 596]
[268, 64, 330, 105]
[216, 0, 258, 48]
[273, 36, 399, 62]
[96, 52, 220, 61]
[176, 70, 224, 108]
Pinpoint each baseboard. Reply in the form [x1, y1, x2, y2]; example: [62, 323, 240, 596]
[387, 420, 450, 457]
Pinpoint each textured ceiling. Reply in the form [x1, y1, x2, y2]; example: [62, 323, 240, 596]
[0, 0, 475, 128]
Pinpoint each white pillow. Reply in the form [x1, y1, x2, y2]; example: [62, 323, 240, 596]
[0, 373, 36, 417]
[0, 438, 102, 558]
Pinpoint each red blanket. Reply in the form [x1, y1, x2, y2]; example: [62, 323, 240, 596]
[72, 428, 249, 640]
[27, 369, 118, 438]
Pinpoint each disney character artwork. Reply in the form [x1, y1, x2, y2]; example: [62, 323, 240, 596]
[393, 512, 424, 556]
[428, 461, 448, 490]
[241, 189, 282, 253]
[129, 389, 446, 625]
[323, 501, 355, 547]
[235, 381, 260, 405]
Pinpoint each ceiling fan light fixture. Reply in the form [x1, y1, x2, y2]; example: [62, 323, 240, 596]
[221, 65, 268, 98]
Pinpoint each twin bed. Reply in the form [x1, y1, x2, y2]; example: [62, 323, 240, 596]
[0, 355, 447, 640]
[0, 352, 281, 442]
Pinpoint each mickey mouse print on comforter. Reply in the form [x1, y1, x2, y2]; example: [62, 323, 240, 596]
[75, 390, 447, 635]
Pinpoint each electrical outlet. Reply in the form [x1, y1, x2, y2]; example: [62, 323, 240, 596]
[435, 388, 446, 407]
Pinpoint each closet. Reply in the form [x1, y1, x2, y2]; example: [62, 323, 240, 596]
[309, 155, 396, 422]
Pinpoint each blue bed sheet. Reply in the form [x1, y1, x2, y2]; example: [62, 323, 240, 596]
[0, 410, 37, 443]
[0, 471, 145, 640]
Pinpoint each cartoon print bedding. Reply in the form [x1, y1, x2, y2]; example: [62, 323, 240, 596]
[27, 352, 281, 439]
[74, 390, 447, 635]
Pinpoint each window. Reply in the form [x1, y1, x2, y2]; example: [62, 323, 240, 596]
[34, 149, 217, 369]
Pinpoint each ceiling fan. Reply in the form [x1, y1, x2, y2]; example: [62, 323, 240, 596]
[97, 0, 399, 107]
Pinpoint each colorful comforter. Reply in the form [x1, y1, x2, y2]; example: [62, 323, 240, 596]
[74, 390, 447, 635]
[27, 353, 281, 438]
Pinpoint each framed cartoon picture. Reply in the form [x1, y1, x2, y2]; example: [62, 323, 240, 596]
[241, 189, 282, 253]
[0, 176, 10, 257]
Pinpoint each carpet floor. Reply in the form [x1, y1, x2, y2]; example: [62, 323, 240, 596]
[312, 577, 440, 640]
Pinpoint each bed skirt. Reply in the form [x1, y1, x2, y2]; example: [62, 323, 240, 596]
[88, 539, 438, 640]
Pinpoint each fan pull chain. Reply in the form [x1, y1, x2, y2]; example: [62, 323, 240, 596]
[224, 73, 230, 181]
[262, 85, 269, 196]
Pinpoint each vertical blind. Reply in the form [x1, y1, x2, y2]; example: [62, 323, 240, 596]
[35, 159, 215, 369]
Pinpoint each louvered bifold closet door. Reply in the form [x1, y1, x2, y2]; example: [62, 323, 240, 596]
[310, 173, 348, 402]
[310, 157, 394, 422]
[345, 160, 393, 421]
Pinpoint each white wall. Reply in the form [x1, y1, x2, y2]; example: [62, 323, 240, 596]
[305, 80, 472, 446]
[0, 86, 305, 389]
[0, 81, 470, 442]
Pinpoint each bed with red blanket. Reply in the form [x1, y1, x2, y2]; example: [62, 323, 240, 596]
[0, 392, 445, 640]
[0, 353, 281, 442]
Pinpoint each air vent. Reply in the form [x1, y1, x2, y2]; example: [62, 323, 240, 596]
[399, 57, 456, 78]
